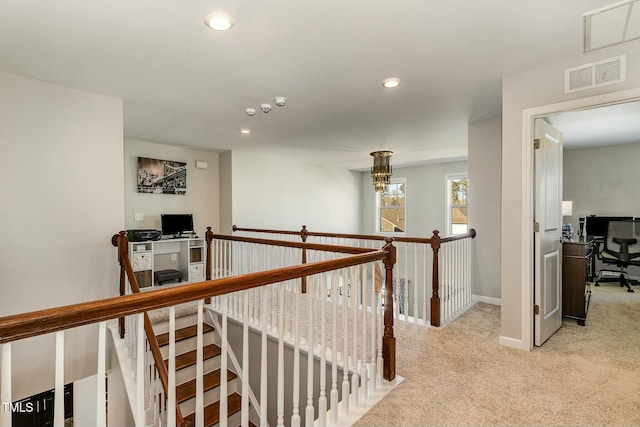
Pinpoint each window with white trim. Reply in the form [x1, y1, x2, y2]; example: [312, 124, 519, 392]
[376, 179, 406, 234]
[446, 173, 468, 235]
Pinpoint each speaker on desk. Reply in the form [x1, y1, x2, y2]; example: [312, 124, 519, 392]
[579, 217, 585, 237]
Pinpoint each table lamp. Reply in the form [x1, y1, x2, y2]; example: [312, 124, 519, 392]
[562, 200, 573, 240]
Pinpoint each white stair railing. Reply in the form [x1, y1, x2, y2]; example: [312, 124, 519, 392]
[0, 231, 398, 427]
[439, 236, 473, 325]
[233, 225, 477, 327]
[206, 259, 391, 427]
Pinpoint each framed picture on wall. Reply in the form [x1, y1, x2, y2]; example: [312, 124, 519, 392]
[137, 157, 187, 195]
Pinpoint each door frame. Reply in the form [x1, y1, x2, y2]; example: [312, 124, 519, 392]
[520, 87, 640, 351]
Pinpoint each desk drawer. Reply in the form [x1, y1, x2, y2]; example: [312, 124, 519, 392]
[564, 242, 589, 257]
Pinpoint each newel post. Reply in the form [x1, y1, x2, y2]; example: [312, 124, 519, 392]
[111, 231, 129, 339]
[205, 227, 213, 281]
[205, 227, 214, 304]
[382, 238, 396, 381]
[430, 230, 441, 327]
[300, 225, 308, 293]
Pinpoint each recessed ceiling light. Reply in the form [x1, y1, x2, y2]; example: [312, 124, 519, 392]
[240, 128, 251, 134]
[382, 77, 401, 89]
[204, 12, 235, 31]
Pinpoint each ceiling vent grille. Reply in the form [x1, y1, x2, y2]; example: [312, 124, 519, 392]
[565, 55, 626, 93]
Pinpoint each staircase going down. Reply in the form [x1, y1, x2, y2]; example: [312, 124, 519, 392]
[152, 312, 244, 427]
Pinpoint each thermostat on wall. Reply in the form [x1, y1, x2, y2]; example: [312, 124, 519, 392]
[195, 160, 208, 169]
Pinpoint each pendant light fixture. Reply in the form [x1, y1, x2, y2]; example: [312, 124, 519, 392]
[370, 151, 393, 192]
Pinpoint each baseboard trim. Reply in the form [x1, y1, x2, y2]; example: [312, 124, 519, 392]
[472, 294, 501, 305]
[499, 335, 525, 350]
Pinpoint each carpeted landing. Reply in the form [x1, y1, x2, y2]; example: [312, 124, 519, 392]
[354, 284, 640, 427]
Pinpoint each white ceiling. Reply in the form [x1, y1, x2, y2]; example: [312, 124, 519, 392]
[548, 100, 640, 149]
[0, 0, 634, 169]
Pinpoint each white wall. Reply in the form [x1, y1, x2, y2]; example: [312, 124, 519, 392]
[124, 139, 221, 234]
[501, 43, 640, 346]
[468, 117, 502, 301]
[360, 160, 468, 237]
[230, 151, 361, 233]
[0, 71, 124, 399]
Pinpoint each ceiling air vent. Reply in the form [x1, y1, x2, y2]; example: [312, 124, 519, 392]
[565, 55, 626, 93]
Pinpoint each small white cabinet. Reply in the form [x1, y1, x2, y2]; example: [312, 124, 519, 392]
[128, 237, 206, 288]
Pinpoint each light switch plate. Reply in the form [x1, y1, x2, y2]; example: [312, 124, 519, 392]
[134, 213, 144, 221]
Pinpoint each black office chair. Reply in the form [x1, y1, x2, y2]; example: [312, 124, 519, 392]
[597, 220, 640, 292]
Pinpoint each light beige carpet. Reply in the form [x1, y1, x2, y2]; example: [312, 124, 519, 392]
[355, 284, 640, 427]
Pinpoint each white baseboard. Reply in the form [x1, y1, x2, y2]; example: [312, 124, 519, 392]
[499, 335, 524, 350]
[472, 294, 501, 305]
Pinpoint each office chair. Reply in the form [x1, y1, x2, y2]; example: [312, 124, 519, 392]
[597, 219, 640, 292]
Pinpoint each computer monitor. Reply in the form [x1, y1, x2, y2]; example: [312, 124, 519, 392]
[585, 215, 633, 238]
[161, 214, 194, 237]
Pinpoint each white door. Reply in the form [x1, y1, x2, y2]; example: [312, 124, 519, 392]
[534, 119, 563, 346]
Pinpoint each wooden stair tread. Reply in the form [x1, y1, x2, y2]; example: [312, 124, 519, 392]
[156, 323, 214, 347]
[176, 369, 238, 403]
[165, 343, 221, 371]
[183, 392, 242, 427]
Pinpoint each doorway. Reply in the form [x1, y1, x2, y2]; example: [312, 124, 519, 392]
[521, 87, 640, 350]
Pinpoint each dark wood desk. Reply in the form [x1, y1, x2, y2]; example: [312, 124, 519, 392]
[562, 238, 593, 326]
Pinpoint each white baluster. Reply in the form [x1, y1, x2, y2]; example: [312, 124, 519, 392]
[54, 332, 64, 427]
[423, 244, 428, 326]
[241, 291, 249, 427]
[466, 239, 471, 307]
[370, 263, 377, 394]
[260, 287, 268, 427]
[330, 271, 339, 424]
[351, 267, 359, 408]
[276, 283, 285, 427]
[319, 273, 328, 427]
[135, 313, 145, 427]
[361, 264, 368, 401]
[167, 306, 176, 427]
[305, 278, 314, 427]
[342, 268, 350, 416]
[220, 295, 228, 427]
[96, 322, 107, 427]
[403, 242, 409, 321]
[377, 297, 383, 388]
[197, 300, 205, 427]
[1, 343, 11, 427]
[291, 279, 301, 427]
[414, 243, 419, 323]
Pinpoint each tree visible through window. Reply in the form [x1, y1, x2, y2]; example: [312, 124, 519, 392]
[377, 180, 405, 233]
[447, 174, 468, 235]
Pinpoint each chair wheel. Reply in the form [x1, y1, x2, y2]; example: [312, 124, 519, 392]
[628, 288, 635, 293]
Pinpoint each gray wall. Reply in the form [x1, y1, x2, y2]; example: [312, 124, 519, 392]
[468, 117, 502, 301]
[229, 151, 362, 233]
[360, 160, 468, 237]
[0, 71, 124, 399]
[124, 139, 221, 234]
[501, 43, 640, 347]
[563, 141, 640, 225]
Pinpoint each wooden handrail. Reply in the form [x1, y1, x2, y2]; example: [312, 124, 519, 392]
[0, 247, 390, 344]
[233, 224, 434, 244]
[441, 228, 477, 243]
[209, 229, 379, 254]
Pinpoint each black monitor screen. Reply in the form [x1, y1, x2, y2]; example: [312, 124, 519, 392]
[585, 216, 633, 237]
[161, 214, 194, 236]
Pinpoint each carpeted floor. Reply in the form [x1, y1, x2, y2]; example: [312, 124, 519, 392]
[355, 284, 640, 427]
